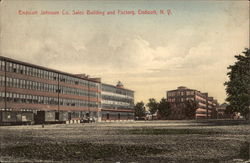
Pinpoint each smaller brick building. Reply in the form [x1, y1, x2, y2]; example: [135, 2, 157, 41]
[167, 86, 219, 119]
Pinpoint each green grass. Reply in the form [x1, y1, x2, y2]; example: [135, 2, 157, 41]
[239, 141, 250, 160]
[0, 142, 167, 161]
[122, 128, 223, 135]
[1, 122, 249, 162]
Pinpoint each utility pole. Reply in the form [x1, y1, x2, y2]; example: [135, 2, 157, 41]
[57, 73, 60, 121]
[88, 81, 90, 121]
[4, 59, 6, 111]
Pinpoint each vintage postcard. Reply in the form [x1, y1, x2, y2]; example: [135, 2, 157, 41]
[0, 0, 249, 162]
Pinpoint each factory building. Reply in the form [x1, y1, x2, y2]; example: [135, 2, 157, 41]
[101, 82, 134, 121]
[167, 86, 218, 119]
[0, 56, 134, 125]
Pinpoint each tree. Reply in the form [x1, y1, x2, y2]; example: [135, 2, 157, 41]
[134, 101, 146, 119]
[184, 100, 198, 119]
[158, 98, 171, 119]
[224, 48, 250, 120]
[146, 98, 159, 114]
[225, 105, 234, 119]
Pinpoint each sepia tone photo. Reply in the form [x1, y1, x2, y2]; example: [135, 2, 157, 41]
[0, 0, 249, 162]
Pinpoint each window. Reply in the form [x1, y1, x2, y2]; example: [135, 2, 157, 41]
[41, 70, 44, 78]
[26, 81, 30, 89]
[44, 83, 48, 91]
[44, 97, 48, 104]
[21, 80, 25, 89]
[43, 71, 47, 79]
[13, 64, 17, 73]
[33, 95, 38, 103]
[23, 66, 26, 75]
[40, 83, 43, 91]
[0, 76, 5, 86]
[0, 60, 5, 71]
[26, 67, 30, 76]
[37, 69, 40, 78]
[13, 78, 17, 87]
[21, 94, 26, 103]
[53, 73, 57, 81]
[6, 92, 12, 102]
[0, 92, 5, 101]
[32, 81, 35, 90]
[32, 68, 35, 76]
[13, 93, 18, 102]
[9, 62, 13, 72]
[6, 77, 10, 87]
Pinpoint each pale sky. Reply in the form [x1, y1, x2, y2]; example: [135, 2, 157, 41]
[0, 0, 249, 104]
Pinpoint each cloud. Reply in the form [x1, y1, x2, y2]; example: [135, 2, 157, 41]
[0, 0, 248, 103]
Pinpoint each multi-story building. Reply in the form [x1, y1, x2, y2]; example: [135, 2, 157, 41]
[167, 86, 218, 119]
[101, 82, 134, 121]
[0, 56, 134, 125]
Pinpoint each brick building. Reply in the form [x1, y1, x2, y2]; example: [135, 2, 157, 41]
[0, 56, 134, 125]
[167, 86, 218, 119]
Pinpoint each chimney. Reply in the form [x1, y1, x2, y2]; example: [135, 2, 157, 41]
[116, 81, 124, 89]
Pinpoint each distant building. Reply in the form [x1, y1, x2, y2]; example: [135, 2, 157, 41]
[217, 103, 236, 119]
[166, 86, 219, 119]
[0, 56, 134, 125]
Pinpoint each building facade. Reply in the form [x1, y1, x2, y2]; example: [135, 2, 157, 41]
[0, 56, 134, 125]
[101, 82, 134, 121]
[167, 86, 218, 119]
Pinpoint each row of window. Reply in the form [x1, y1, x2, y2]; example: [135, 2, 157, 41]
[101, 95, 134, 103]
[0, 92, 99, 108]
[59, 85, 98, 98]
[0, 76, 99, 98]
[1, 76, 58, 93]
[0, 60, 98, 88]
[102, 100, 131, 106]
[101, 103, 133, 110]
[195, 95, 207, 103]
[168, 97, 195, 103]
[102, 84, 134, 97]
[168, 91, 195, 97]
[59, 74, 98, 88]
[0, 108, 34, 112]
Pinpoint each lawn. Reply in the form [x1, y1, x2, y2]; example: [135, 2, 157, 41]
[0, 120, 249, 162]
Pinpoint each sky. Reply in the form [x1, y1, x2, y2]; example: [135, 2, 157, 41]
[0, 0, 249, 104]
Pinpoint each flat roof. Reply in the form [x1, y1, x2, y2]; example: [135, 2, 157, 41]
[167, 87, 217, 101]
[167, 88, 195, 92]
[0, 56, 101, 83]
[102, 83, 134, 92]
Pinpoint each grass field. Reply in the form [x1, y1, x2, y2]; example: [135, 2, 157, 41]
[0, 120, 250, 162]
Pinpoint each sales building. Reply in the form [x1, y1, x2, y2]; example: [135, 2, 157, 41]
[0, 56, 134, 125]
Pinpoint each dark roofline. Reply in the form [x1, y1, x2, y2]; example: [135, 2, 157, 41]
[167, 88, 195, 92]
[102, 83, 134, 92]
[166, 86, 218, 101]
[0, 56, 101, 83]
